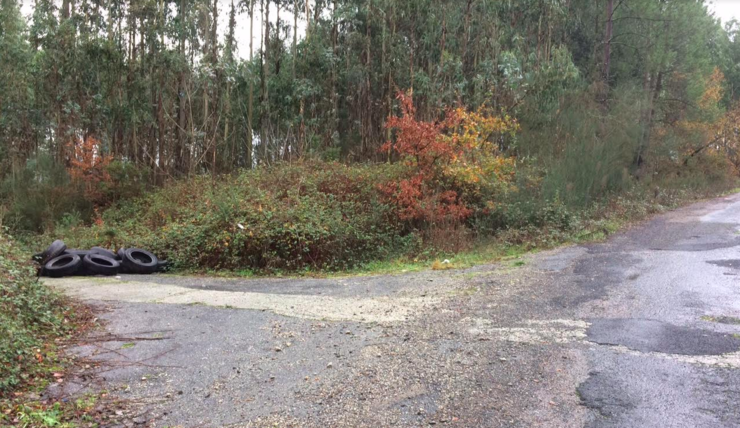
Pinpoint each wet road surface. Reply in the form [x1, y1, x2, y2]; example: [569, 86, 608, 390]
[47, 193, 740, 427]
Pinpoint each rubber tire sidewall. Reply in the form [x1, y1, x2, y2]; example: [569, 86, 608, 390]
[44, 254, 82, 278]
[122, 248, 158, 274]
[90, 247, 118, 260]
[65, 249, 90, 258]
[83, 254, 121, 276]
[41, 240, 67, 264]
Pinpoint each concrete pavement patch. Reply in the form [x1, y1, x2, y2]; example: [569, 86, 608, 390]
[45, 277, 442, 324]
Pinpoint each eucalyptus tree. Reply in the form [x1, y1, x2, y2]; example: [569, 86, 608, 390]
[0, 0, 34, 175]
[0, 0, 734, 182]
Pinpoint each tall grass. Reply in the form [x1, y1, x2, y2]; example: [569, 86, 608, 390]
[516, 87, 647, 207]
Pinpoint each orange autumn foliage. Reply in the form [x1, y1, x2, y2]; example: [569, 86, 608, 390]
[707, 102, 740, 171]
[380, 92, 517, 225]
[381, 93, 462, 171]
[698, 67, 725, 111]
[445, 107, 518, 205]
[380, 93, 468, 223]
[67, 136, 112, 204]
[673, 69, 740, 171]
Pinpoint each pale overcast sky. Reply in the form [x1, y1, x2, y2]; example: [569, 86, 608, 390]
[710, 0, 739, 23]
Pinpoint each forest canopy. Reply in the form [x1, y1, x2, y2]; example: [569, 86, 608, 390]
[2, 0, 740, 271]
[1, 0, 738, 174]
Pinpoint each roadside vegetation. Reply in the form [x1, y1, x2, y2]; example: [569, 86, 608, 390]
[0, 230, 72, 395]
[3, 0, 740, 274]
[38, 159, 737, 276]
[0, 230, 109, 426]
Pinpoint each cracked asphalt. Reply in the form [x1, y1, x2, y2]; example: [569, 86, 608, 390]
[45, 192, 740, 427]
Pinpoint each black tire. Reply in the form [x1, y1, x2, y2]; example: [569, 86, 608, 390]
[122, 248, 158, 274]
[65, 249, 90, 258]
[83, 254, 120, 276]
[76, 264, 91, 276]
[90, 246, 117, 259]
[40, 240, 67, 264]
[63, 250, 90, 274]
[44, 254, 82, 278]
[156, 260, 170, 272]
[117, 248, 126, 260]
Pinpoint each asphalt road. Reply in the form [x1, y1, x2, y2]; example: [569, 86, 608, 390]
[46, 193, 740, 427]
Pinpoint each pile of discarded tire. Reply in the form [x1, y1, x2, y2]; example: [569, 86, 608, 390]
[34, 240, 168, 278]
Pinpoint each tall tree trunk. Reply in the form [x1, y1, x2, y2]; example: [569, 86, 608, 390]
[176, 60, 186, 173]
[330, 0, 338, 147]
[211, 0, 218, 60]
[385, 4, 395, 153]
[439, 9, 446, 70]
[299, 0, 309, 156]
[305, 0, 311, 41]
[157, 78, 165, 182]
[603, 0, 613, 84]
[361, 3, 372, 157]
[261, 0, 270, 164]
[225, 80, 232, 171]
[129, 5, 139, 164]
[106, 0, 113, 40]
[537, 12, 542, 66]
[154, 0, 166, 183]
[293, 0, 298, 80]
[174, 0, 189, 175]
[210, 0, 219, 177]
[246, 0, 254, 168]
[636, 71, 663, 168]
[461, 0, 474, 76]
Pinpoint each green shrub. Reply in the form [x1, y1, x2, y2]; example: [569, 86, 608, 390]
[0, 155, 93, 233]
[0, 156, 151, 234]
[472, 196, 576, 236]
[103, 160, 151, 203]
[0, 229, 71, 396]
[39, 155, 738, 274]
[535, 89, 640, 207]
[52, 161, 415, 272]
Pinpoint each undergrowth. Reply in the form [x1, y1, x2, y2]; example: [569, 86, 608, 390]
[10, 89, 740, 275]
[0, 229, 75, 396]
[28, 158, 738, 276]
[0, 229, 110, 426]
